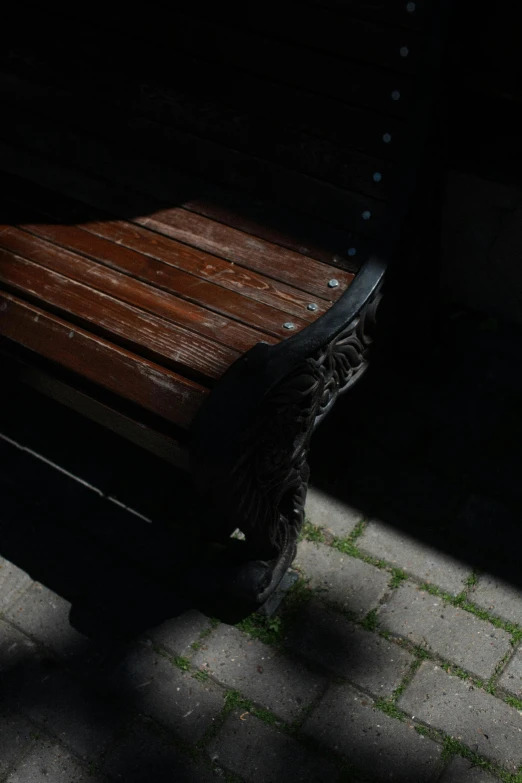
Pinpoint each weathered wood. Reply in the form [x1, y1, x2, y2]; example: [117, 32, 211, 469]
[0, 136, 360, 271]
[14, 11, 413, 117]
[0, 60, 396, 201]
[4, 44, 406, 165]
[297, 0, 431, 31]
[0, 251, 240, 383]
[0, 293, 207, 427]
[0, 144, 355, 301]
[177, 6, 422, 71]
[2, 183, 327, 331]
[0, 86, 387, 237]
[0, 353, 190, 468]
[0, 224, 286, 352]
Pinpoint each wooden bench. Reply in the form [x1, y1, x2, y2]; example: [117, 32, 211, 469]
[0, 3, 448, 605]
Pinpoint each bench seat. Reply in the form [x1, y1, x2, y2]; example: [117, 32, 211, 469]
[0, 2, 448, 605]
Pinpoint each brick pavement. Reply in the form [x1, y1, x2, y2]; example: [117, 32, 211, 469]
[3, 486, 522, 783]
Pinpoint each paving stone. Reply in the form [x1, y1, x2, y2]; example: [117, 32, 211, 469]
[146, 610, 212, 658]
[5, 583, 88, 657]
[399, 663, 522, 771]
[295, 541, 389, 618]
[303, 682, 443, 782]
[102, 720, 220, 782]
[0, 618, 38, 671]
[113, 645, 224, 743]
[472, 574, 522, 626]
[378, 582, 511, 679]
[305, 486, 363, 538]
[16, 667, 126, 760]
[208, 710, 338, 783]
[498, 646, 522, 698]
[6, 740, 100, 782]
[0, 558, 32, 610]
[285, 599, 413, 698]
[439, 757, 498, 783]
[358, 521, 470, 595]
[192, 625, 324, 721]
[0, 708, 35, 777]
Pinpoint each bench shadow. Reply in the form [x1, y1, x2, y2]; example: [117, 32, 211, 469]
[0, 377, 264, 639]
[310, 306, 522, 589]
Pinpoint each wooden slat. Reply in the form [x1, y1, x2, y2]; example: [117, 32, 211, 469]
[0, 224, 284, 353]
[0, 250, 240, 383]
[0, 142, 355, 301]
[1, 178, 326, 329]
[4, 41, 407, 165]
[0, 136, 359, 275]
[298, 0, 431, 31]
[39, 11, 413, 118]
[176, 6, 423, 72]
[0, 78, 387, 235]
[1, 177, 333, 325]
[0, 293, 207, 428]
[0, 354, 190, 468]
[0, 67, 394, 203]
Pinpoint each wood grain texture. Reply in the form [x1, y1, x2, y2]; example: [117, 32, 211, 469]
[0, 224, 284, 352]
[0, 293, 207, 428]
[0, 142, 355, 302]
[2, 180, 325, 333]
[176, 6, 422, 72]
[0, 250, 240, 383]
[143, 14, 413, 117]
[0, 123, 362, 269]
[0, 353, 189, 467]
[20, 11, 413, 117]
[297, 0, 430, 31]
[0, 60, 396, 202]
[0, 78, 387, 236]
[4, 43, 407, 165]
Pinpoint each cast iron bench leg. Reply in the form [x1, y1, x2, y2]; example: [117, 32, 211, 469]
[190, 286, 382, 607]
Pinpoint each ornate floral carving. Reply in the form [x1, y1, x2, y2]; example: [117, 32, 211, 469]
[214, 287, 382, 603]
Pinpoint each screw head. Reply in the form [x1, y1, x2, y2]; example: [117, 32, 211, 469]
[348, 247, 357, 256]
[283, 322, 295, 330]
[373, 172, 382, 182]
[400, 46, 409, 57]
[383, 132, 392, 143]
[391, 90, 401, 101]
[362, 210, 372, 220]
[307, 303, 319, 312]
[406, 1, 416, 12]
[328, 279, 339, 289]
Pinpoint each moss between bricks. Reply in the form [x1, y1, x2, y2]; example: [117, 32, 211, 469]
[173, 655, 191, 672]
[302, 517, 522, 652]
[419, 582, 522, 646]
[302, 522, 413, 593]
[235, 575, 315, 648]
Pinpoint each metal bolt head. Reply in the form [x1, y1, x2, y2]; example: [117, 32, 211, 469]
[362, 210, 371, 220]
[391, 90, 401, 101]
[307, 303, 319, 312]
[373, 172, 382, 182]
[283, 321, 295, 330]
[406, 1, 416, 12]
[348, 247, 357, 257]
[383, 132, 392, 143]
[328, 279, 339, 289]
[400, 46, 409, 57]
